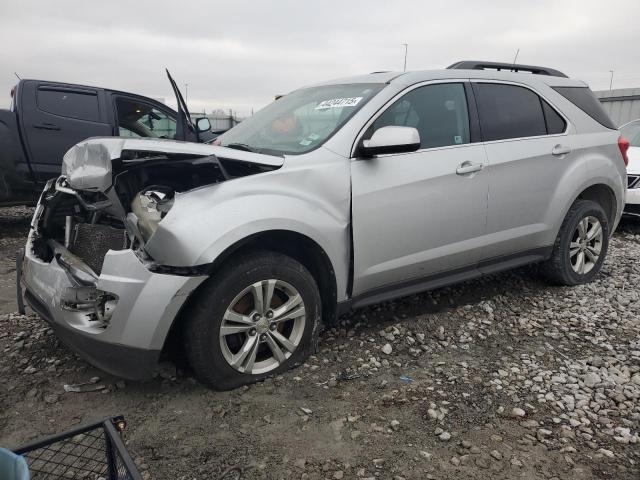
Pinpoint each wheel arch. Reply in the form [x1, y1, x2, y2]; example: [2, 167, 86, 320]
[574, 183, 617, 229]
[161, 229, 340, 359]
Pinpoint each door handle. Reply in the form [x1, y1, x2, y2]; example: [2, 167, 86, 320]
[552, 144, 571, 156]
[33, 123, 60, 131]
[456, 162, 483, 175]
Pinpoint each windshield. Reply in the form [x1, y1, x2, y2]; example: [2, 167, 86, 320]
[621, 121, 640, 147]
[218, 83, 385, 155]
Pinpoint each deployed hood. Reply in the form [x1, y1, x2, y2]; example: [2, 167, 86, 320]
[62, 137, 283, 192]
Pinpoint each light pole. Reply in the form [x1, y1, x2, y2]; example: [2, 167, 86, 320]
[185, 83, 189, 103]
[402, 43, 408, 72]
[609, 70, 614, 91]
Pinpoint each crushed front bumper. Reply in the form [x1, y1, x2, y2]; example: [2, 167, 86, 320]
[20, 212, 207, 379]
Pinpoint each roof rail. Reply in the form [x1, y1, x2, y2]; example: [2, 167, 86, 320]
[447, 60, 568, 78]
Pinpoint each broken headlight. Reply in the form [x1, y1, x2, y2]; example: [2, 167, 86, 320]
[129, 187, 175, 242]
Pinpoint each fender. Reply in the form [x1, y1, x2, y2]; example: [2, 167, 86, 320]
[545, 136, 625, 241]
[144, 156, 352, 301]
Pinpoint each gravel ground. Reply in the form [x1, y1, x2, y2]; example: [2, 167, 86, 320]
[1, 206, 639, 480]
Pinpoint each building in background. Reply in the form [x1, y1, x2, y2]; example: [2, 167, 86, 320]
[595, 88, 640, 127]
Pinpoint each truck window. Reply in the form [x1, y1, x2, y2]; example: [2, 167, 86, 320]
[116, 98, 177, 139]
[37, 88, 100, 122]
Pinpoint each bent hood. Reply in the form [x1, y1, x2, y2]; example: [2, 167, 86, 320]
[61, 137, 283, 192]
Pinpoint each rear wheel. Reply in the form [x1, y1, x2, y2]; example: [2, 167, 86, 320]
[542, 200, 609, 285]
[184, 251, 320, 389]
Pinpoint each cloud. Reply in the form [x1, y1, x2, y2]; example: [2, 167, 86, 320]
[1, 0, 639, 115]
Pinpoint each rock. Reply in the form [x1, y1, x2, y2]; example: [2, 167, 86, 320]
[333, 471, 344, 479]
[390, 419, 400, 431]
[300, 407, 313, 415]
[583, 372, 601, 388]
[511, 407, 526, 417]
[439, 431, 451, 441]
[294, 459, 307, 469]
[44, 394, 58, 404]
[490, 450, 502, 460]
[381, 343, 393, 355]
[419, 451, 432, 460]
[597, 448, 614, 458]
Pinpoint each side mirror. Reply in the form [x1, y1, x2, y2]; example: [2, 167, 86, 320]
[195, 117, 211, 133]
[359, 126, 420, 157]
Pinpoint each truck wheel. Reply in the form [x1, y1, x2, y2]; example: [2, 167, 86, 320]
[541, 200, 609, 285]
[184, 251, 321, 390]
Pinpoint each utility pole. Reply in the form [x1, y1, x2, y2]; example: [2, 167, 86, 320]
[402, 43, 408, 72]
[609, 70, 614, 91]
[185, 83, 189, 103]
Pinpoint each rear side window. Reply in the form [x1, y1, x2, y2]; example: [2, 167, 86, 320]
[37, 88, 100, 122]
[474, 83, 547, 141]
[552, 86, 616, 129]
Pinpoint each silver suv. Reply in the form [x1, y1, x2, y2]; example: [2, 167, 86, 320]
[20, 61, 627, 389]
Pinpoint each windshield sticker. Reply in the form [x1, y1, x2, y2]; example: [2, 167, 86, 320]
[315, 97, 363, 110]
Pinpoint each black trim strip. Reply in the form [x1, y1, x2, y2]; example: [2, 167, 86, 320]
[344, 246, 552, 312]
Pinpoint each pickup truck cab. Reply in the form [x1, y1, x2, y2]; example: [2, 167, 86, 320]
[0, 73, 213, 205]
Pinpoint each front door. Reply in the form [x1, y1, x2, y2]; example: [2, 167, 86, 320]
[351, 82, 489, 296]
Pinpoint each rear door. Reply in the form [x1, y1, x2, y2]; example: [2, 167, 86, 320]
[351, 81, 489, 296]
[471, 81, 570, 262]
[19, 81, 112, 181]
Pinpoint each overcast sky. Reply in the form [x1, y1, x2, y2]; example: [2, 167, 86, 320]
[2, 0, 639, 116]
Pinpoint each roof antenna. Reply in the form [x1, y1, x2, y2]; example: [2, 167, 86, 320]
[512, 49, 520, 64]
[14, 72, 21, 80]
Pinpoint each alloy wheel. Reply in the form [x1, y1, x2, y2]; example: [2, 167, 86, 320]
[219, 279, 306, 375]
[569, 216, 603, 275]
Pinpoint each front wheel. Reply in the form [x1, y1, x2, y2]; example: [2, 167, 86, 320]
[184, 251, 321, 390]
[541, 199, 609, 285]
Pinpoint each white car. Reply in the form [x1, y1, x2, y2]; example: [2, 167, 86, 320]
[621, 120, 640, 216]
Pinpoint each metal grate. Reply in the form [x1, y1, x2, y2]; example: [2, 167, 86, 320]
[13, 416, 142, 480]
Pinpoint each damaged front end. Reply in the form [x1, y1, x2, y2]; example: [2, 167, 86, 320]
[21, 137, 282, 378]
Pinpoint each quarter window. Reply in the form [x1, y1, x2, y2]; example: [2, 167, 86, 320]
[372, 83, 470, 149]
[541, 100, 567, 135]
[37, 88, 100, 122]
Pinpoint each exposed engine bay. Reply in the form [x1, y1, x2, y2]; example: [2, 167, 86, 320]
[31, 145, 280, 279]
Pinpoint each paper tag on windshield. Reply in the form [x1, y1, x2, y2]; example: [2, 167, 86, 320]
[315, 97, 363, 110]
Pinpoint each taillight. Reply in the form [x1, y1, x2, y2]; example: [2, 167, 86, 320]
[619, 135, 630, 167]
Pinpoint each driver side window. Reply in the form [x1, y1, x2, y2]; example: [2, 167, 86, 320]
[116, 98, 177, 139]
[372, 83, 470, 149]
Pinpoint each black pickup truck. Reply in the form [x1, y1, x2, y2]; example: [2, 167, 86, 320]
[0, 72, 214, 205]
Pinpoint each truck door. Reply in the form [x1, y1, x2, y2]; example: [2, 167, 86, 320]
[19, 81, 112, 182]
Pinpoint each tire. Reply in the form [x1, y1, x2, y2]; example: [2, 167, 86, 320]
[184, 250, 321, 390]
[541, 199, 609, 285]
